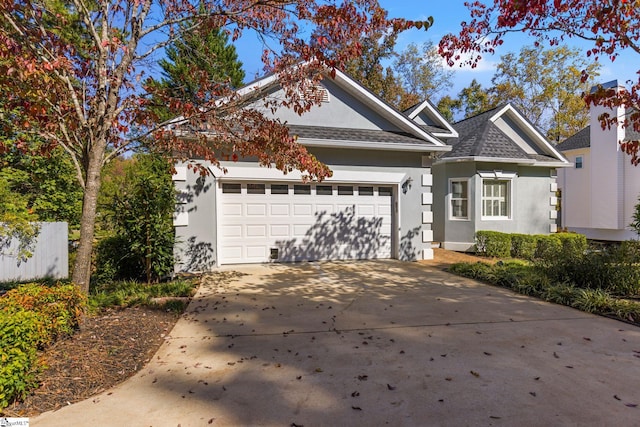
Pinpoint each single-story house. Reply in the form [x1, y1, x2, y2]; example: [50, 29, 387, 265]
[556, 80, 640, 241]
[431, 104, 570, 251]
[172, 70, 569, 271]
[172, 69, 451, 272]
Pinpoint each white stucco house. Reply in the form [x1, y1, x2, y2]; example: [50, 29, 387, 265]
[557, 80, 640, 241]
[171, 69, 569, 272]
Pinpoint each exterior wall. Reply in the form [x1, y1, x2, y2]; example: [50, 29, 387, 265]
[173, 148, 432, 272]
[557, 148, 592, 229]
[0, 222, 68, 282]
[252, 79, 405, 132]
[434, 162, 557, 252]
[173, 163, 218, 273]
[589, 102, 625, 230]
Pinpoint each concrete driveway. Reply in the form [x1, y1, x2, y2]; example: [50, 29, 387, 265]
[33, 260, 640, 426]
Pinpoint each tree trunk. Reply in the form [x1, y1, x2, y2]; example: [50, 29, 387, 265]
[72, 144, 105, 293]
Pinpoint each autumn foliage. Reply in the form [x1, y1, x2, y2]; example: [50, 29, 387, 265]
[439, 0, 640, 161]
[0, 0, 431, 290]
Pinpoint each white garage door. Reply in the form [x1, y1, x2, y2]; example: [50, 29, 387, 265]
[219, 182, 394, 264]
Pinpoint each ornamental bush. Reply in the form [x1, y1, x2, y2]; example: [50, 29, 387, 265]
[0, 283, 86, 410]
[510, 234, 539, 260]
[475, 231, 511, 257]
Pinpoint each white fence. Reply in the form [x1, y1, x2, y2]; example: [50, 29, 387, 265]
[0, 222, 68, 282]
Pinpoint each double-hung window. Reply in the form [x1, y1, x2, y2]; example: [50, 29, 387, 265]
[482, 179, 510, 219]
[450, 179, 469, 219]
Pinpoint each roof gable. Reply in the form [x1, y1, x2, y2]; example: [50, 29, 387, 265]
[238, 67, 449, 151]
[404, 100, 458, 139]
[443, 104, 569, 166]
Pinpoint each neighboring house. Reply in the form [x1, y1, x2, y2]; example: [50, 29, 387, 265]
[431, 104, 570, 252]
[172, 69, 451, 272]
[557, 80, 640, 241]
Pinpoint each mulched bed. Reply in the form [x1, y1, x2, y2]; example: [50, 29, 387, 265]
[2, 306, 181, 418]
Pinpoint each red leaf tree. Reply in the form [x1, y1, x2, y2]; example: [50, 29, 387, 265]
[0, 0, 430, 291]
[439, 0, 640, 159]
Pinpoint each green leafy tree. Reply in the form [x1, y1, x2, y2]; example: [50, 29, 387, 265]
[99, 154, 175, 284]
[148, 26, 246, 122]
[0, 147, 82, 227]
[0, 179, 39, 262]
[437, 79, 498, 121]
[393, 41, 454, 111]
[490, 45, 600, 142]
[343, 30, 405, 108]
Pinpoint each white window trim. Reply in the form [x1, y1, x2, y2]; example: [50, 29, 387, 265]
[575, 156, 583, 169]
[479, 171, 516, 221]
[448, 178, 470, 221]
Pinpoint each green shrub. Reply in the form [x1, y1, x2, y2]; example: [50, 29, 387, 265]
[0, 283, 86, 341]
[511, 234, 539, 260]
[534, 234, 562, 261]
[557, 233, 587, 258]
[94, 235, 142, 283]
[475, 231, 511, 258]
[0, 283, 85, 410]
[0, 310, 46, 409]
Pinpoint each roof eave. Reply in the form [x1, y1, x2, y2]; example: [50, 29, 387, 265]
[435, 156, 569, 167]
[300, 138, 452, 152]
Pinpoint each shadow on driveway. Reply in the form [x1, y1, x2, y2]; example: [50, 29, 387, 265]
[34, 260, 640, 426]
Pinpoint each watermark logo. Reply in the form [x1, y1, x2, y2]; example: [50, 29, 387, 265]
[0, 418, 29, 427]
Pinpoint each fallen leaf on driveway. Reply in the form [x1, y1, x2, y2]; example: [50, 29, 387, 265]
[470, 371, 480, 377]
[625, 403, 638, 408]
[614, 395, 621, 401]
[352, 406, 362, 411]
[387, 384, 396, 390]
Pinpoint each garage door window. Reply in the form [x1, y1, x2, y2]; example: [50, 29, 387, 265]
[316, 185, 333, 195]
[338, 186, 353, 195]
[222, 183, 241, 194]
[271, 184, 288, 194]
[294, 185, 311, 195]
[379, 187, 392, 196]
[358, 186, 374, 196]
[247, 183, 265, 194]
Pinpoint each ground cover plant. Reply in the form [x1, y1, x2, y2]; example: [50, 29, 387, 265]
[449, 232, 640, 325]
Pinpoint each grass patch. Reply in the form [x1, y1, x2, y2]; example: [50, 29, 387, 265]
[88, 278, 198, 312]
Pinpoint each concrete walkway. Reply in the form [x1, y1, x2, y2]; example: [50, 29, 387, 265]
[33, 261, 640, 426]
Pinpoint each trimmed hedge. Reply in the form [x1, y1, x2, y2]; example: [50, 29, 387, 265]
[0, 283, 85, 410]
[475, 231, 587, 262]
[475, 231, 512, 257]
[510, 234, 539, 260]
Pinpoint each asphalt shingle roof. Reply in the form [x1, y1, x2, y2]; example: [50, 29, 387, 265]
[288, 125, 438, 146]
[556, 126, 590, 151]
[446, 105, 563, 163]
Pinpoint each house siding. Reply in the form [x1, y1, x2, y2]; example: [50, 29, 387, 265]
[434, 162, 557, 251]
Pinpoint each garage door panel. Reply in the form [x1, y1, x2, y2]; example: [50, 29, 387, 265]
[270, 224, 290, 237]
[246, 246, 267, 258]
[223, 204, 243, 216]
[270, 204, 290, 215]
[378, 205, 391, 215]
[246, 225, 267, 237]
[219, 182, 394, 264]
[246, 204, 267, 216]
[293, 204, 313, 216]
[222, 225, 242, 237]
[293, 224, 312, 237]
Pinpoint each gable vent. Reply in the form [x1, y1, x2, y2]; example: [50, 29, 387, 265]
[301, 85, 330, 103]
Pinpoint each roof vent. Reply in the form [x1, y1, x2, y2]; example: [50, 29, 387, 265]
[301, 85, 330, 103]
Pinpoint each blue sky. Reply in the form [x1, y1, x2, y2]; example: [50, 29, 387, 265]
[232, 1, 638, 100]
